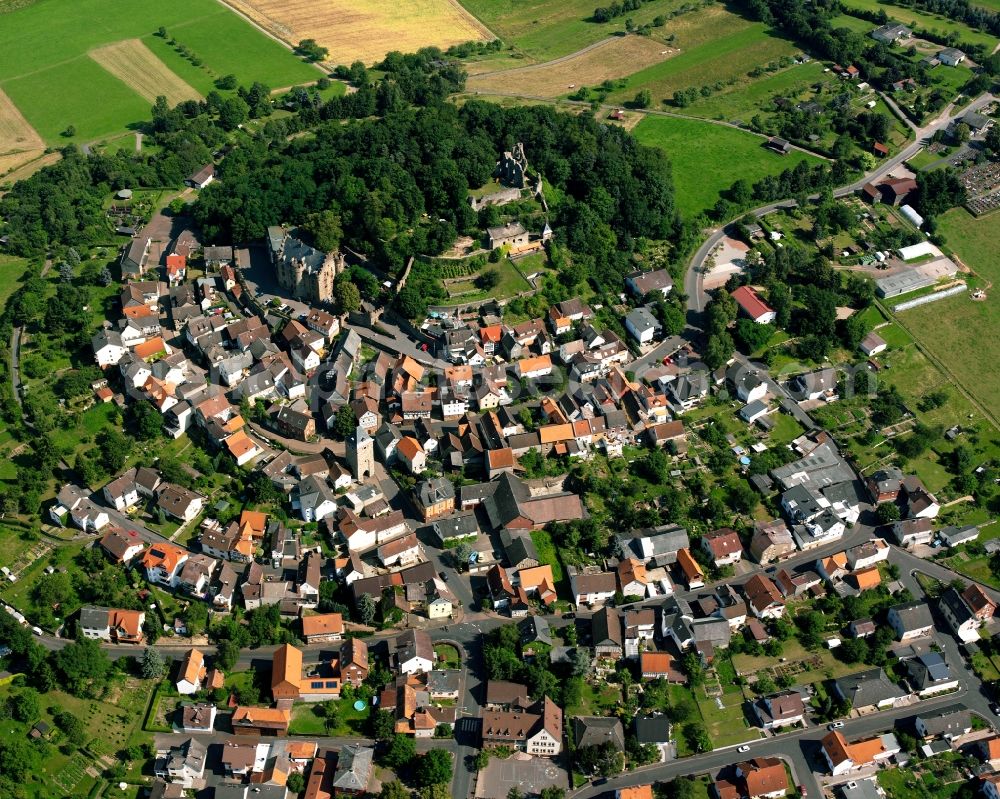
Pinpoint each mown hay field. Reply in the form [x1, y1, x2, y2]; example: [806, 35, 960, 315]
[221, 0, 492, 65]
[0, 86, 43, 155]
[468, 36, 674, 98]
[90, 39, 202, 106]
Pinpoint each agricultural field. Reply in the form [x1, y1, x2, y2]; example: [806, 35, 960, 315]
[607, 13, 801, 105]
[632, 115, 823, 218]
[838, 0, 999, 49]
[459, 0, 696, 62]
[467, 35, 673, 98]
[0, 0, 320, 145]
[89, 39, 201, 106]
[222, 0, 491, 66]
[893, 208, 1000, 424]
[0, 86, 44, 177]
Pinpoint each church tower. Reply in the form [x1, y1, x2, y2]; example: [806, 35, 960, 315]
[347, 424, 374, 481]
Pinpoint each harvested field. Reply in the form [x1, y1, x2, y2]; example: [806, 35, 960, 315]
[0, 87, 44, 154]
[0, 148, 45, 179]
[468, 36, 673, 99]
[89, 39, 201, 106]
[221, 0, 492, 65]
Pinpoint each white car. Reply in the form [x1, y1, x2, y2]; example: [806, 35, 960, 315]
[737, 745, 750, 753]
[828, 721, 845, 730]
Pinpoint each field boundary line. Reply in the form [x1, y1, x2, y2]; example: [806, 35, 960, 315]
[209, 0, 329, 74]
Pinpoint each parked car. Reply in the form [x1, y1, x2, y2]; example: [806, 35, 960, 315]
[828, 721, 845, 730]
[737, 745, 750, 753]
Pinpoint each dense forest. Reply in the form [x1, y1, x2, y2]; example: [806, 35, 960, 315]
[192, 99, 678, 289]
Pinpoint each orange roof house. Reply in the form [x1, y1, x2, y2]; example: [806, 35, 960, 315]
[225, 430, 259, 462]
[271, 643, 303, 701]
[134, 336, 168, 361]
[239, 510, 268, 540]
[177, 648, 207, 693]
[141, 542, 187, 579]
[640, 652, 685, 681]
[301, 613, 345, 643]
[676, 548, 705, 586]
[232, 706, 291, 734]
[108, 609, 145, 643]
[517, 565, 557, 603]
[618, 787, 654, 799]
[852, 566, 882, 590]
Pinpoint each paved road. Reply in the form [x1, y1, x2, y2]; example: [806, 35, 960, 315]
[683, 92, 997, 321]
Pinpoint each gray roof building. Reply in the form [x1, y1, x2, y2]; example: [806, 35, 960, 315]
[574, 716, 625, 751]
[833, 668, 906, 709]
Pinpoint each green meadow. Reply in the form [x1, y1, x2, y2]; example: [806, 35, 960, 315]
[633, 114, 822, 218]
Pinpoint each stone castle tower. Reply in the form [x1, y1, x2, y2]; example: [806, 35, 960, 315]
[347, 424, 375, 481]
[268, 225, 345, 304]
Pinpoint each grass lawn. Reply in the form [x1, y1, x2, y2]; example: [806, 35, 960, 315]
[769, 411, 805, 445]
[288, 696, 371, 736]
[457, 0, 693, 61]
[892, 208, 1000, 423]
[838, 0, 999, 49]
[0, 0, 319, 145]
[433, 643, 461, 669]
[671, 59, 831, 122]
[0, 254, 31, 310]
[530, 528, 565, 586]
[633, 115, 822, 218]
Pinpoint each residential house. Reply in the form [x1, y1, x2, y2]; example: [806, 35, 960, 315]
[914, 705, 972, 739]
[80, 606, 145, 644]
[676, 548, 705, 589]
[938, 586, 981, 643]
[904, 652, 958, 696]
[141, 543, 189, 587]
[743, 574, 785, 619]
[731, 285, 776, 324]
[821, 731, 900, 775]
[832, 668, 907, 712]
[301, 613, 344, 645]
[701, 528, 743, 567]
[176, 649, 207, 695]
[568, 566, 617, 607]
[591, 606, 623, 659]
[341, 638, 369, 688]
[395, 630, 434, 675]
[892, 518, 934, 549]
[155, 737, 207, 789]
[97, 526, 145, 564]
[887, 601, 935, 641]
[574, 716, 625, 754]
[750, 520, 795, 564]
[752, 690, 806, 730]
